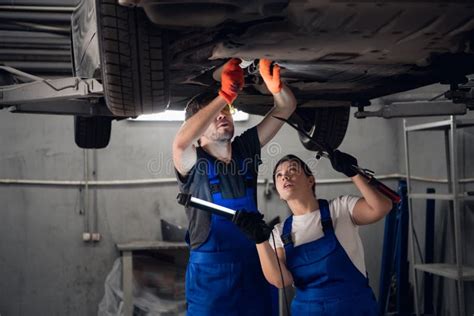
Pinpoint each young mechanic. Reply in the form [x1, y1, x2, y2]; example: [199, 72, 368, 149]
[233, 152, 393, 315]
[173, 58, 297, 315]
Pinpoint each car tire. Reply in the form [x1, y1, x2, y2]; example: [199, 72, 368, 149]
[74, 116, 112, 149]
[297, 107, 350, 151]
[97, 0, 169, 116]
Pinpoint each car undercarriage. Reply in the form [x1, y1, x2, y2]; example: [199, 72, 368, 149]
[2, 0, 474, 149]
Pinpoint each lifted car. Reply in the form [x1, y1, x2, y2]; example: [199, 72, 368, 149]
[2, 0, 474, 149]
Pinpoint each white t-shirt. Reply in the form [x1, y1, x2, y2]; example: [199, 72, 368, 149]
[270, 195, 367, 276]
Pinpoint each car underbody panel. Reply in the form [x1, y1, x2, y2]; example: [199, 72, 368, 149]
[3, 0, 474, 150]
[137, 0, 474, 108]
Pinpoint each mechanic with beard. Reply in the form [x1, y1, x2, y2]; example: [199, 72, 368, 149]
[173, 58, 297, 315]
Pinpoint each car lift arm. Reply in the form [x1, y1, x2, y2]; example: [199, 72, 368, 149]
[0, 66, 113, 116]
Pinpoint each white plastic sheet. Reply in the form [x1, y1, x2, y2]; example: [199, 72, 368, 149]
[98, 257, 186, 316]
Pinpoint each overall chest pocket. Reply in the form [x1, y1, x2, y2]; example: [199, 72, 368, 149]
[286, 236, 338, 270]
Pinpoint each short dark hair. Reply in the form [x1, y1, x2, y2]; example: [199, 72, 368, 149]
[272, 154, 316, 196]
[184, 90, 217, 121]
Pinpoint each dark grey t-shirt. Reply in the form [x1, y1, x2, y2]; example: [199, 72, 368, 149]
[175, 127, 262, 249]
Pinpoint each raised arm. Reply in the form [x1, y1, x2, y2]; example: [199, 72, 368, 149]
[256, 59, 297, 147]
[172, 58, 243, 176]
[351, 175, 393, 225]
[330, 150, 393, 225]
[172, 95, 228, 175]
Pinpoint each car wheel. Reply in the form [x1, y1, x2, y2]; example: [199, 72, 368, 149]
[97, 0, 169, 116]
[297, 107, 350, 151]
[74, 116, 112, 149]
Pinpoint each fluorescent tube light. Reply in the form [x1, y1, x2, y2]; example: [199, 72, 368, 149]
[130, 110, 249, 122]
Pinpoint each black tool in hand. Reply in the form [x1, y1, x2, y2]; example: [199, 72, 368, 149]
[176, 193, 271, 243]
[272, 116, 401, 204]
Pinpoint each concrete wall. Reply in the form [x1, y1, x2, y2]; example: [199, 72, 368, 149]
[0, 104, 472, 315]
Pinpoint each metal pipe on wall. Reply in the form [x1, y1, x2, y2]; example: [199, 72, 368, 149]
[0, 174, 473, 187]
[83, 149, 90, 241]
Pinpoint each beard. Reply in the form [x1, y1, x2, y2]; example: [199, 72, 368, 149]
[212, 130, 234, 142]
[210, 126, 234, 142]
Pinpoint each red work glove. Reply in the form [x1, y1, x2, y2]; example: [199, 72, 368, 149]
[259, 59, 282, 94]
[218, 58, 244, 104]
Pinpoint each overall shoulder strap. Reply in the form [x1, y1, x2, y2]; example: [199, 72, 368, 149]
[318, 199, 334, 235]
[280, 216, 294, 249]
[204, 153, 255, 194]
[197, 147, 222, 192]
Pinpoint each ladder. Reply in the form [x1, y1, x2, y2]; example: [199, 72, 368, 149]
[403, 116, 474, 316]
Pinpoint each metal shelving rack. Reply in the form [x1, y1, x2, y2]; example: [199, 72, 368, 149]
[403, 116, 474, 316]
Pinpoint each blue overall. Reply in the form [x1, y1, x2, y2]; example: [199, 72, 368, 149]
[281, 199, 378, 316]
[185, 155, 273, 315]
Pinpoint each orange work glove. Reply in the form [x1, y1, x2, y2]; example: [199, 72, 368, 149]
[218, 58, 244, 105]
[259, 59, 282, 94]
